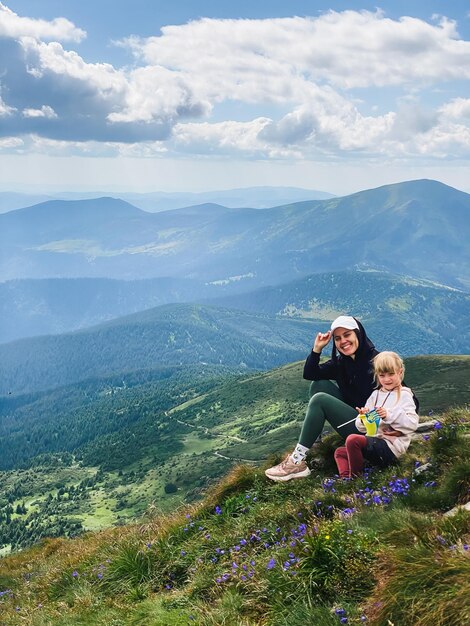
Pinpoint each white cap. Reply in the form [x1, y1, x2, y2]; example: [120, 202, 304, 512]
[330, 315, 359, 332]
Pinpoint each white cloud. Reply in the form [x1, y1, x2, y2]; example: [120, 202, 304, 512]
[0, 95, 15, 116]
[258, 97, 396, 153]
[0, 7, 468, 164]
[0, 2, 85, 42]
[0, 136, 23, 149]
[22, 105, 57, 119]
[20, 37, 125, 94]
[412, 124, 470, 158]
[106, 65, 210, 124]
[127, 11, 470, 93]
[173, 118, 282, 157]
[440, 98, 470, 121]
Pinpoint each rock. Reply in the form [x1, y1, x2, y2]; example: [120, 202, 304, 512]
[416, 421, 437, 432]
[444, 501, 470, 517]
[414, 462, 433, 475]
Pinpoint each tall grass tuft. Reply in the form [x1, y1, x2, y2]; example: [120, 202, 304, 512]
[429, 408, 469, 464]
[368, 541, 470, 626]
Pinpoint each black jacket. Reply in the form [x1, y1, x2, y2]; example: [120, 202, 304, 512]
[303, 319, 379, 408]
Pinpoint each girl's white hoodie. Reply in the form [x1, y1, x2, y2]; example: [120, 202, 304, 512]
[355, 386, 419, 458]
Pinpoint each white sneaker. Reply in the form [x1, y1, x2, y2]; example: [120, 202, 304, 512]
[265, 456, 311, 482]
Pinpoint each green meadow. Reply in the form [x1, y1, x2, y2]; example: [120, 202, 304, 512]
[0, 402, 468, 625]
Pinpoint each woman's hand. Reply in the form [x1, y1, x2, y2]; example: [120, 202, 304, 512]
[313, 331, 332, 353]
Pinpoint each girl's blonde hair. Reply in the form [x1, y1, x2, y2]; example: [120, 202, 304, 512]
[373, 351, 405, 399]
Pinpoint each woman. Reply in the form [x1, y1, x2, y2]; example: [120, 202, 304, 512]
[265, 315, 379, 482]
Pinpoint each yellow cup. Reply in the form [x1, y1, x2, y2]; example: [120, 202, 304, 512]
[359, 410, 381, 436]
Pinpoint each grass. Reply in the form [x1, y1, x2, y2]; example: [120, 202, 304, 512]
[371, 542, 470, 626]
[0, 406, 468, 626]
[2, 356, 468, 547]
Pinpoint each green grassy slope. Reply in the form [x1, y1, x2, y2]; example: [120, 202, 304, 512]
[0, 405, 468, 626]
[0, 355, 468, 557]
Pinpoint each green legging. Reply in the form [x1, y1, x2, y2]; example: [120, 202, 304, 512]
[298, 380, 359, 448]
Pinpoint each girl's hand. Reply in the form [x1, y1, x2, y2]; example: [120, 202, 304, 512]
[375, 407, 388, 419]
[313, 331, 332, 353]
[356, 407, 369, 415]
[384, 428, 403, 437]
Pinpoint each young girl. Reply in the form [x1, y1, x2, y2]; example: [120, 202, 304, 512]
[334, 351, 419, 479]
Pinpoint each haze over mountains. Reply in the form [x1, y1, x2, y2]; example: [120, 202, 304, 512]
[1, 270, 468, 355]
[1, 178, 469, 401]
[1, 180, 469, 290]
[0, 186, 334, 214]
[0, 304, 316, 395]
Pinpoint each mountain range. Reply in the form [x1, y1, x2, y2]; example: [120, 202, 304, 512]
[0, 176, 469, 625]
[0, 186, 335, 214]
[1, 266, 469, 397]
[1, 270, 468, 353]
[0, 303, 315, 395]
[1, 179, 469, 289]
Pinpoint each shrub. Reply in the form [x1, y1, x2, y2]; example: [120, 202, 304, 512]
[298, 519, 378, 600]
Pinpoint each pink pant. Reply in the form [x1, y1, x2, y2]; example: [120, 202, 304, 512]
[334, 434, 367, 478]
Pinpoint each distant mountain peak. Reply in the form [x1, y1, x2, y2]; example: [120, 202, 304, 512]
[11, 196, 144, 218]
[351, 178, 468, 198]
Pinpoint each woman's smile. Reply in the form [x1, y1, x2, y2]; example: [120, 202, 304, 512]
[333, 328, 359, 356]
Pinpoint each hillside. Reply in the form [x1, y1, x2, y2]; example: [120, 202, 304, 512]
[0, 303, 314, 395]
[0, 355, 468, 557]
[1, 269, 469, 347]
[0, 401, 468, 625]
[1, 270, 469, 394]
[207, 269, 470, 356]
[0, 276, 224, 344]
[1, 179, 469, 289]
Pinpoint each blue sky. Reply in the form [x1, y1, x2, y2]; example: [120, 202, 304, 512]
[0, 1, 469, 195]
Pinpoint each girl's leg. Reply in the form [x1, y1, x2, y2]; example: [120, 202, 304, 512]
[362, 438, 397, 468]
[299, 392, 359, 448]
[334, 447, 350, 479]
[345, 434, 367, 477]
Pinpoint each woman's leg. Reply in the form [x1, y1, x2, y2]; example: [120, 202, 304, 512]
[299, 391, 359, 448]
[309, 379, 343, 400]
[265, 383, 358, 482]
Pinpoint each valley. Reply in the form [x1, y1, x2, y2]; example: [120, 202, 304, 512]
[0, 179, 469, 557]
[1, 355, 469, 554]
